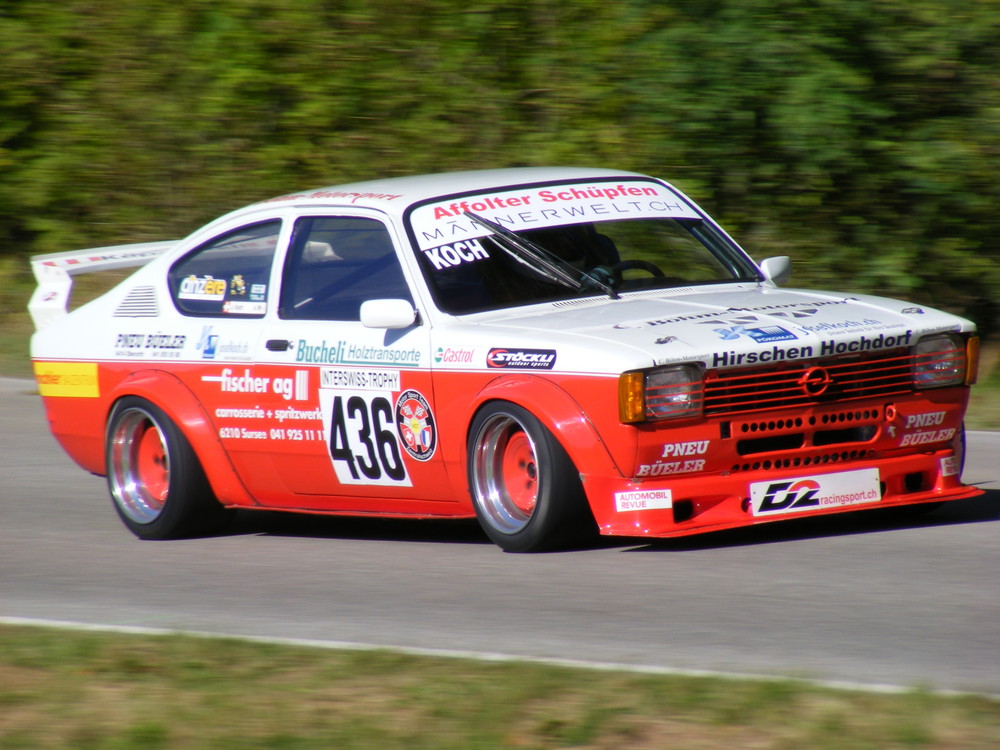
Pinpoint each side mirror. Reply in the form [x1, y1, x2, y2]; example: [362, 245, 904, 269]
[760, 256, 791, 286]
[360, 299, 418, 329]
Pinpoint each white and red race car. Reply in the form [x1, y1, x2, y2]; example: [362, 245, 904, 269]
[29, 167, 981, 551]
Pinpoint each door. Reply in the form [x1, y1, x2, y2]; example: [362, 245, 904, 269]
[246, 212, 458, 513]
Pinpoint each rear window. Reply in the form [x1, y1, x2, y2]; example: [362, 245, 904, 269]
[168, 221, 281, 317]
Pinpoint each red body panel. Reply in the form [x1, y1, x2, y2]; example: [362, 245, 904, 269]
[36, 354, 980, 537]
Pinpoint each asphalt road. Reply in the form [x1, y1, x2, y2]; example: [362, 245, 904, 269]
[2, 377, 997, 695]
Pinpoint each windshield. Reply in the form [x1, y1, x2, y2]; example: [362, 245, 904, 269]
[406, 179, 760, 315]
[464, 210, 619, 300]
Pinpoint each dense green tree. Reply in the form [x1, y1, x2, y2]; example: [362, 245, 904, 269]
[1, 0, 997, 333]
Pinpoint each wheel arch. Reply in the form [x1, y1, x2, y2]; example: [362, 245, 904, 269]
[465, 375, 626, 479]
[106, 370, 256, 507]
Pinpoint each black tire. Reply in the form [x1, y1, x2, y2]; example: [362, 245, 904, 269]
[467, 402, 595, 552]
[954, 422, 967, 477]
[105, 397, 232, 540]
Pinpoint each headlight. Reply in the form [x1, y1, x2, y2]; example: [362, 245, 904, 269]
[913, 333, 968, 389]
[619, 364, 704, 423]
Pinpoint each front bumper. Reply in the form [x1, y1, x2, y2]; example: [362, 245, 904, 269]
[584, 446, 982, 539]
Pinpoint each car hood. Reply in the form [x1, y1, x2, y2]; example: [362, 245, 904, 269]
[468, 285, 971, 373]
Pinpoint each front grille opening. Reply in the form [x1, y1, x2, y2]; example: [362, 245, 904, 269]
[819, 409, 881, 424]
[737, 433, 805, 456]
[705, 349, 912, 416]
[731, 449, 872, 473]
[904, 471, 930, 493]
[673, 500, 694, 523]
[812, 425, 877, 446]
[740, 417, 805, 433]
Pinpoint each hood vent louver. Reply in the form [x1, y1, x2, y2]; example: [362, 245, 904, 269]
[551, 287, 693, 310]
[551, 297, 608, 310]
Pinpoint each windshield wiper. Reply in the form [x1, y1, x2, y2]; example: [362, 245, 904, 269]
[464, 211, 619, 300]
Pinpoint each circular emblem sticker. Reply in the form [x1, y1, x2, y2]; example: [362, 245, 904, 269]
[395, 389, 437, 461]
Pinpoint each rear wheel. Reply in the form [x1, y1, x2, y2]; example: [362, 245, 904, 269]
[106, 397, 231, 539]
[467, 402, 594, 552]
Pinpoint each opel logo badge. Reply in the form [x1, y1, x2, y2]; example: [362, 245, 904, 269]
[799, 366, 833, 396]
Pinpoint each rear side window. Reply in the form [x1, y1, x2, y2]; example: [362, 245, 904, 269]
[168, 221, 281, 317]
[280, 216, 412, 321]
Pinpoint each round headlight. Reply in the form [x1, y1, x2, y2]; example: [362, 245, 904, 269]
[913, 333, 965, 389]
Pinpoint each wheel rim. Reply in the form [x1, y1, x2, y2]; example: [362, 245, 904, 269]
[109, 407, 170, 524]
[471, 414, 539, 534]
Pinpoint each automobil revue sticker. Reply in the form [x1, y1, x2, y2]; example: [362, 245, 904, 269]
[615, 489, 672, 512]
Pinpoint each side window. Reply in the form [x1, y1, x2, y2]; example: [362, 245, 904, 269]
[280, 216, 412, 321]
[169, 220, 281, 317]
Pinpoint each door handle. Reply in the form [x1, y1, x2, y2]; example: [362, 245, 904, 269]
[266, 339, 291, 351]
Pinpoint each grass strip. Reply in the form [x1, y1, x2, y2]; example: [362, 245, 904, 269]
[1, 623, 998, 749]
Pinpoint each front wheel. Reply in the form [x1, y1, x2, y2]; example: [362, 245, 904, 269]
[106, 397, 232, 540]
[952, 423, 967, 477]
[467, 402, 595, 552]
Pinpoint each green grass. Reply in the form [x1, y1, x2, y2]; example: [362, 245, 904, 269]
[0, 312, 33, 379]
[968, 342, 1000, 430]
[0, 257, 34, 379]
[1, 624, 998, 749]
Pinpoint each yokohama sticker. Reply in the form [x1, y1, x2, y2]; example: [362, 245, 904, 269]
[749, 468, 880, 517]
[486, 348, 556, 369]
[395, 389, 437, 461]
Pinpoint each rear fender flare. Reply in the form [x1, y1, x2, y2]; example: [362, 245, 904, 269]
[106, 370, 257, 507]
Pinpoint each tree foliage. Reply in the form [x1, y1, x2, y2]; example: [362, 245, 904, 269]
[1, 0, 998, 332]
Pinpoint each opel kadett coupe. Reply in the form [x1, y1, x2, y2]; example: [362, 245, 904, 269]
[29, 167, 981, 551]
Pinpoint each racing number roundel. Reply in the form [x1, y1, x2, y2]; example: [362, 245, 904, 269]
[395, 389, 436, 461]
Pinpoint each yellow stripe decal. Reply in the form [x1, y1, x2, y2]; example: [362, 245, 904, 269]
[34, 362, 100, 398]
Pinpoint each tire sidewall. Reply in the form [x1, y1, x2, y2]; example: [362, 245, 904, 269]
[106, 396, 212, 540]
[467, 401, 589, 552]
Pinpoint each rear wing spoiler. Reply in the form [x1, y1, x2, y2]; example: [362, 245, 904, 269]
[28, 241, 177, 331]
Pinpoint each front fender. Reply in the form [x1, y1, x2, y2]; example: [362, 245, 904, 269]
[468, 375, 629, 479]
[107, 370, 257, 507]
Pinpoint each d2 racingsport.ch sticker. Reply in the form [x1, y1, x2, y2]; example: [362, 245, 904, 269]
[395, 389, 437, 461]
[749, 468, 881, 516]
